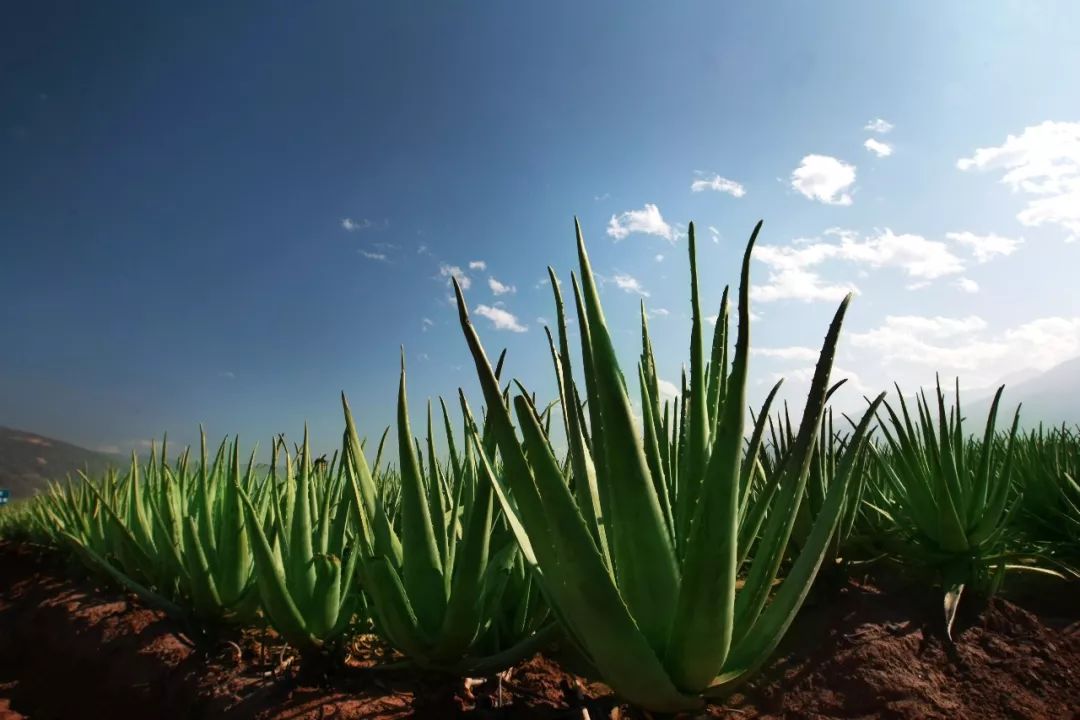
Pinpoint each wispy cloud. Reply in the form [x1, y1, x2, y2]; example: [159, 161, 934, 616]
[946, 231, 1023, 262]
[488, 276, 516, 295]
[607, 203, 674, 242]
[848, 314, 1080, 384]
[864, 138, 893, 158]
[469, 260, 487, 270]
[475, 304, 527, 332]
[648, 307, 670, 318]
[690, 172, 746, 197]
[790, 155, 856, 205]
[957, 121, 1080, 241]
[341, 217, 387, 232]
[611, 273, 649, 297]
[359, 250, 388, 262]
[218, 370, 236, 379]
[864, 117, 894, 134]
[421, 317, 434, 332]
[439, 264, 471, 290]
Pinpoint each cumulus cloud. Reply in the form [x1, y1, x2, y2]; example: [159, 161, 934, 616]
[612, 273, 650, 297]
[957, 121, 1080, 241]
[946, 231, 1023, 263]
[751, 228, 965, 302]
[790, 155, 856, 205]
[469, 260, 487, 271]
[488, 276, 516, 295]
[864, 138, 893, 158]
[690, 173, 746, 197]
[475, 304, 527, 332]
[607, 203, 675, 242]
[439, 264, 471, 290]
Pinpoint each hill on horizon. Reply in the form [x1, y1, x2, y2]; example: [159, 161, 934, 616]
[0, 427, 118, 500]
[970, 356, 1080, 430]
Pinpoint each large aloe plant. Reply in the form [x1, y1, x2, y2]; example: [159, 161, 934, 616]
[453, 219, 884, 712]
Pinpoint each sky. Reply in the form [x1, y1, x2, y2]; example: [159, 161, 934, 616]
[2, 1, 1080, 457]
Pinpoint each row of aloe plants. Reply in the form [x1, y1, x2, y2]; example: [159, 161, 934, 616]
[2, 219, 1078, 713]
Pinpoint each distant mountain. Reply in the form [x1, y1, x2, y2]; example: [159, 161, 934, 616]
[971, 356, 1080, 429]
[0, 427, 118, 500]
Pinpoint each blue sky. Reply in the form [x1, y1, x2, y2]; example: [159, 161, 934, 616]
[3, 2, 1079, 456]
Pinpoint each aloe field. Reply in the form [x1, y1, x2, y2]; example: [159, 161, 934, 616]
[1, 221, 1078, 718]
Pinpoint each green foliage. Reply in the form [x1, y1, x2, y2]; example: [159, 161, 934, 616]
[453, 219, 884, 711]
[338, 358, 552, 674]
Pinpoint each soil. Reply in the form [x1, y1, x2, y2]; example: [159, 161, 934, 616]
[0, 541, 1077, 719]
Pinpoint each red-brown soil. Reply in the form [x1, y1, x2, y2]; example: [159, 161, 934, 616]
[1, 541, 1077, 719]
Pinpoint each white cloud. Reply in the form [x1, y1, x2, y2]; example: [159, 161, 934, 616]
[612, 273, 650, 297]
[341, 218, 385, 232]
[946, 231, 1023, 263]
[955, 277, 980, 293]
[475, 304, 527, 332]
[469, 260, 487, 271]
[488, 276, 516, 295]
[219, 370, 236, 379]
[607, 203, 675, 242]
[421, 317, 434, 332]
[751, 228, 965, 303]
[759, 228, 965, 279]
[753, 346, 821, 362]
[536, 316, 549, 326]
[648, 308, 670, 318]
[864, 118, 894, 134]
[751, 267, 857, 303]
[690, 173, 746, 197]
[848, 314, 1080, 387]
[790, 155, 856, 206]
[864, 138, 893, 158]
[439, 264, 471, 290]
[657, 378, 681, 400]
[708, 226, 721, 244]
[359, 250, 388, 262]
[655, 254, 664, 262]
[957, 121, 1080, 241]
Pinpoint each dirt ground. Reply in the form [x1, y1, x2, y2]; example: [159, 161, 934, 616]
[1, 541, 1077, 719]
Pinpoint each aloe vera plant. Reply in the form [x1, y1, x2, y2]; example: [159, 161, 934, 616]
[1014, 425, 1080, 567]
[339, 357, 552, 674]
[38, 437, 269, 624]
[867, 380, 1062, 636]
[453, 219, 885, 711]
[238, 431, 363, 651]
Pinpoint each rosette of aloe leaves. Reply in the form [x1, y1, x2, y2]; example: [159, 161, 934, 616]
[453, 218, 884, 712]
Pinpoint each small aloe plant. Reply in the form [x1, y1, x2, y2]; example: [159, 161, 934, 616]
[338, 355, 553, 674]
